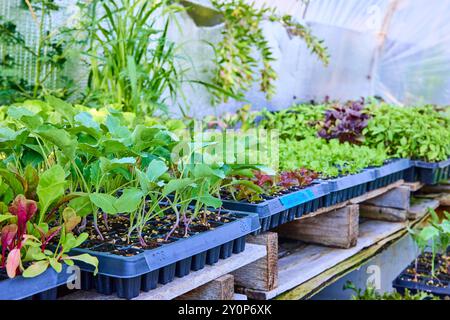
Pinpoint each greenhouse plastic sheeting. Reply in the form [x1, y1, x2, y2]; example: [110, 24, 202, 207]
[177, 0, 450, 116]
[2, 0, 450, 117]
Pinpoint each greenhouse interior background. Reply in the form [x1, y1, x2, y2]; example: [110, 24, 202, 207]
[3, 0, 450, 116]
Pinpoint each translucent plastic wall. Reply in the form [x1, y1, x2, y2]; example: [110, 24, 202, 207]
[174, 0, 450, 117]
[2, 0, 450, 117]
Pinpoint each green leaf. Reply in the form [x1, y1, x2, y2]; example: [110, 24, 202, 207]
[89, 193, 117, 214]
[75, 112, 100, 130]
[105, 115, 131, 142]
[65, 254, 98, 275]
[230, 180, 264, 194]
[63, 233, 88, 253]
[68, 196, 92, 217]
[22, 261, 50, 278]
[49, 258, 63, 273]
[45, 95, 76, 124]
[0, 168, 24, 195]
[419, 226, 439, 241]
[163, 178, 194, 196]
[0, 214, 15, 223]
[193, 164, 225, 179]
[114, 188, 144, 213]
[197, 194, 222, 208]
[35, 124, 78, 160]
[146, 159, 168, 182]
[99, 157, 136, 174]
[0, 127, 28, 144]
[37, 165, 66, 219]
[7, 106, 43, 129]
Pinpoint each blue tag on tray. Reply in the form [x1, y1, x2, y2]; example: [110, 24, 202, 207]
[280, 189, 315, 209]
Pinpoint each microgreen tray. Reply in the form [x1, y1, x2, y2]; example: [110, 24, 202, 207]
[322, 169, 376, 206]
[367, 159, 411, 191]
[70, 211, 260, 299]
[220, 182, 329, 233]
[0, 265, 72, 300]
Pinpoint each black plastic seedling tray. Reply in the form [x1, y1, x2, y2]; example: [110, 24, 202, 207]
[70, 211, 260, 299]
[322, 169, 376, 207]
[221, 182, 329, 234]
[0, 265, 72, 300]
[367, 159, 411, 191]
[393, 266, 449, 299]
[405, 158, 450, 185]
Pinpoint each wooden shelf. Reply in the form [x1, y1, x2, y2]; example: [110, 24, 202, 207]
[238, 214, 428, 300]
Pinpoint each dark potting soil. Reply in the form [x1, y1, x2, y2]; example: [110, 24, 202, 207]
[78, 207, 235, 257]
[400, 252, 450, 288]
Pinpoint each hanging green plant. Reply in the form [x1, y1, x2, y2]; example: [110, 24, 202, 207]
[209, 0, 329, 104]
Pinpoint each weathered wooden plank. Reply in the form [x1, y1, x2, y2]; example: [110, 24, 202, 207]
[439, 194, 450, 206]
[275, 213, 430, 300]
[421, 184, 450, 194]
[363, 186, 410, 210]
[177, 274, 234, 300]
[232, 232, 278, 291]
[291, 181, 404, 223]
[241, 220, 408, 300]
[276, 205, 359, 249]
[407, 198, 440, 220]
[359, 204, 407, 222]
[403, 181, 424, 192]
[60, 243, 266, 300]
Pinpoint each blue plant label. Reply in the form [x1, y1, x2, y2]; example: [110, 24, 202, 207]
[280, 189, 315, 209]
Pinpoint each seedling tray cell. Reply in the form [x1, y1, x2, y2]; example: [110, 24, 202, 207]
[393, 268, 449, 299]
[71, 211, 260, 299]
[0, 265, 72, 300]
[367, 159, 411, 191]
[323, 169, 375, 207]
[221, 182, 329, 233]
[408, 158, 450, 185]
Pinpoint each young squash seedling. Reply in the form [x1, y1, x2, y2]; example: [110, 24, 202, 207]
[408, 209, 450, 279]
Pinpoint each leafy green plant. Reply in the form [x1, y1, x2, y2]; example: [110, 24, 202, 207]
[343, 281, 436, 300]
[259, 104, 326, 141]
[209, 0, 329, 104]
[280, 137, 387, 178]
[408, 209, 450, 277]
[364, 103, 450, 162]
[76, 0, 184, 115]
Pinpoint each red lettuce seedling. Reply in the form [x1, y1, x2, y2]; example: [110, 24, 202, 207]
[254, 171, 275, 188]
[318, 99, 369, 144]
[279, 169, 318, 189]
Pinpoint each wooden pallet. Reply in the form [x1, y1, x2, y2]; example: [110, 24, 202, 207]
[60, 243, 266, 300]
[236, 214, 429, 300]
[234, 180, 433, 300]
[416, 180, 450, 207]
